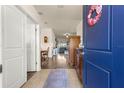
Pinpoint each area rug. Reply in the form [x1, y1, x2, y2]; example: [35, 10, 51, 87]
[43, 69, 69, 88]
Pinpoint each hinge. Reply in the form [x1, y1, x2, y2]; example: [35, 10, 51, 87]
[35, 28, 37, 31]
[0, 64, 2, 73]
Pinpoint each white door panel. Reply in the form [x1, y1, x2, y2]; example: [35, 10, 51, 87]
[2, 6, 26, 88]
[4, 56, 24, 87]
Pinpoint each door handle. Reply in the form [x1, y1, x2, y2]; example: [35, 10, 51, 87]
[0, 64, 2, 73]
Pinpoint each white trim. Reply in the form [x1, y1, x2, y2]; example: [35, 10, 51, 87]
[36, 25, 41, 71]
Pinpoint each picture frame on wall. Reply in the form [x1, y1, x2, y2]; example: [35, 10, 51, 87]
[44, 36, 48, 43]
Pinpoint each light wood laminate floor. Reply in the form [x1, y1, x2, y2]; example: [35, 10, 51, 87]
[22, 54, 82, 88]
[22, 69, 82, 88]
[42, 54, 73, 69]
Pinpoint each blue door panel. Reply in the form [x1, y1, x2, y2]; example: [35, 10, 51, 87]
[83, 5, 112, 88]
[86, 61, 110, 88]
[111, 6, 124, 87]
[112, 48, 124, 88]
[86, 50, 112, 71]
[85, 6, 111, 50]
[112, 6, 124, 47]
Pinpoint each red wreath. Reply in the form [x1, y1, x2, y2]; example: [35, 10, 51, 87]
[87, 5, 102, 26]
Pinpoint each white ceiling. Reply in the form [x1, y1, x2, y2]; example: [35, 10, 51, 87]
[34, 5, 82, 38]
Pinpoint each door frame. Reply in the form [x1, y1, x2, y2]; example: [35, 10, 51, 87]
[26, 17, 41, 72]
[35, 24, 41, 71]
[26, 17, 37, 72]
[32, 24, 41, 71]
[17, 6, 41, 71]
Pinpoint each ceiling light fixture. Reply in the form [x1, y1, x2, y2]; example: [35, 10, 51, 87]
[64, 33, 70, 36]
[66, 35, 69, 38]
[64, 33, 70, 38]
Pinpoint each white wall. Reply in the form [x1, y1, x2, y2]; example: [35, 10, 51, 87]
[76, 21, 83, 46]
[18, 6, 42, 25]
[41, 28, 56, 58]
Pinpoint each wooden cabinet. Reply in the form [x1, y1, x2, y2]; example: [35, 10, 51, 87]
[68, 36, 80, 66]
[75, 48, 83, 82]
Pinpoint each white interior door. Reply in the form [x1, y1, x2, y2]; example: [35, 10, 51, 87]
[2, 6, 27, 88]
[26, 18, 36, 72]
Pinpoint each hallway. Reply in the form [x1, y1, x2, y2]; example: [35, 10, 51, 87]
[42, 54, 72, 69]
[22, 54, 82, 88]
[0, 5, 83, 88]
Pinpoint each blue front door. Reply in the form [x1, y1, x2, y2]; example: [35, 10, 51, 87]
[83, 5, 124, 88]
[83, 5, 112, 88]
